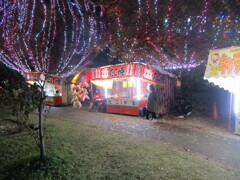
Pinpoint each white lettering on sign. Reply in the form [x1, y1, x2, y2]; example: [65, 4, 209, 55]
[126, 64, 134, 76]
[96, 69, 101, 78]
[102, 68, 109, 78]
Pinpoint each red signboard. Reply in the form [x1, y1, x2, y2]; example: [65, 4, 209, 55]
[87, 63, 166, 84]
[25, 72, 61, 86]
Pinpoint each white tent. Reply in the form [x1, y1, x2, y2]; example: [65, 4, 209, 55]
[204, 46, 240, 134]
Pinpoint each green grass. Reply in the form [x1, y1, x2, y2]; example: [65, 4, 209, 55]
[0, 114, 239, 180]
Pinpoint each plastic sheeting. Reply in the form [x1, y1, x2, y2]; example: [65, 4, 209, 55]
[204, 47, 240, 133]
[204, 76, 240, 93]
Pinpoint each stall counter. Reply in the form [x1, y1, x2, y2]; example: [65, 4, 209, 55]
[106, 98, 147, 115]
[45, 96, 62, 106]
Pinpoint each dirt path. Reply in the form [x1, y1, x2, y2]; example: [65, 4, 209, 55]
[48, 106, 240, 169]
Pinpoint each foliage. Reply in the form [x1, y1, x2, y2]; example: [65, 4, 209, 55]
[0, 69, 48, 160]
[0, 79, 40, 122]
[1, 154, 73, 180]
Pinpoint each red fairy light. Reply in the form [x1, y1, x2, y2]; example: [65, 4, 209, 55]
[145, 37, 151, 41]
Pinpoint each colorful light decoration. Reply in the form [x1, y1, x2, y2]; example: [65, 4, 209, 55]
[101, 0, 209, 70]
[101, 0, 240, 70]
[1, 0, 240, 77]
[0, 0, 104, 78]
[154, 0, 159, 31]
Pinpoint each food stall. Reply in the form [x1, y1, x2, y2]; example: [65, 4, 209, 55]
[204, 46, 240, 134]
[25, 72, 68, 106]
[72, 62, 176, 115]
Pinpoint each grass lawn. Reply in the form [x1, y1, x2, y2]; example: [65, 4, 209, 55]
[0, 113, 239, 180]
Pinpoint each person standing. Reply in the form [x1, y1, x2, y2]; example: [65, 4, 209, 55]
[146, 84, 158, 121]
[91, 89, 102, 112]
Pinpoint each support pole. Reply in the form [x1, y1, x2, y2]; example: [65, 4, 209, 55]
[228, 92, 233, 131]
[90, 80, 94, 102]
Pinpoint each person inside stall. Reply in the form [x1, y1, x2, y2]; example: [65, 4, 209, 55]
[91, 89, 102, 112]
[86, 87, 92, 100]
[141, 86, 149, 99]
[55, 90, 60, 96]
[31, 83, 38, 94]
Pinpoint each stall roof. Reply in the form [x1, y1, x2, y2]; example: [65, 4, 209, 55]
[72, 62, 176, 84]
[204, 46, 240, 93]
[146, 63, 176, 79]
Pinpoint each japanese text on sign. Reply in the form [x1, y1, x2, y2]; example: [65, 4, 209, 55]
[91, 63, 166, 84]
[218, 53, 240, 74]
[25, 72, 61, 85]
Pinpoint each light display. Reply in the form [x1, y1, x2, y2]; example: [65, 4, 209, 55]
[0, 0, 104, 78]
[1, 0, 240, 76]
[99, 0, 240, 70]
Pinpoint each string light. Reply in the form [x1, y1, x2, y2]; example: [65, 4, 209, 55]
[0, 0, 103, 78]
[137, 0, 142, 31]
[198, 0, 209, 34]
[154, 0, 159, 31]
[211, 13, 224, 49]
[145, 0, 150, 35]
[1, 0, 240, 76]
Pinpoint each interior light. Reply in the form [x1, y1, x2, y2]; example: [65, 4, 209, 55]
[105, 87, 108, 98]
[130, 77, 136, 81]
[136, 77, 141, 100]
[234, 95, 239, 114]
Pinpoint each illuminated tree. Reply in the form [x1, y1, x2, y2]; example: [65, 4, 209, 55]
[1, 0, 240, 75]
[0, 0, 106, 160]
[94, 0, 240, 70]
[0, 0, 104, 78]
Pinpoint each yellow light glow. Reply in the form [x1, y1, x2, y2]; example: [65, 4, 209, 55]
[123, 81, 127, 87]
[71, 71, 81, 84]
[91, 79, 113, 89]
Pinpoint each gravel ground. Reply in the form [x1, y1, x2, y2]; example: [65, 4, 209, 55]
[48, 106, 240, 169]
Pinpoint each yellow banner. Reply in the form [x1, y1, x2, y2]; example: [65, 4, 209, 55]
[204, 46, 240, 78]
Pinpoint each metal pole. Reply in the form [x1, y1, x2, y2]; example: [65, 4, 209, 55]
[90, 80, 93, 101]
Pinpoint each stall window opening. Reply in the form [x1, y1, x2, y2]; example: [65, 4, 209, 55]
[111, 78, 137, 98]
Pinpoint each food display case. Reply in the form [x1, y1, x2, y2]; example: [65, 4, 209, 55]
[105, 78, 148, 115]
[45, 95, 62, 105]
[44, 83, 62, 105]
